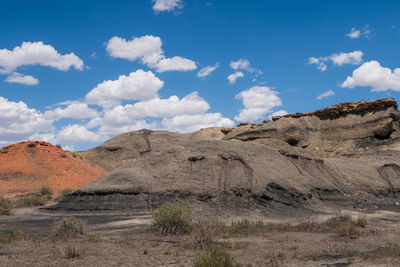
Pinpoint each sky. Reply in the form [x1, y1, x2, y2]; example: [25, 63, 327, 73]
[1, 0, 400, 151]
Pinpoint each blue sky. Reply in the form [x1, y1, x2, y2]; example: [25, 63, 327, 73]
[1, 0, 400, 151]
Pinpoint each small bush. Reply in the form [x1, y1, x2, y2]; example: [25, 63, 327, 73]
[61, 188, 74, 196]
[54, 217, 85, 238]
[193, 246, 238, 267]
[356, 214, 367, 228]
[337, 223, 360, 239]
[193, 219, 226, 249]
[230, 219, 250, 234]
[0, 229, 22, 242]
[26, 143, 36, 148]
[40, 186, 53, 196]
[0, 197, 13, 215]
[56, 144, 62, 149]
[143, 249, 148, 255]
[64, 245, 84, 259]
[152, 203, 192, 234]
[21, 196, 45, 206]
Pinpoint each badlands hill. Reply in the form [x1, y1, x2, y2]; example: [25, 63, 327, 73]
[0, 141, 107, 197]
[53, 99, 400, 214]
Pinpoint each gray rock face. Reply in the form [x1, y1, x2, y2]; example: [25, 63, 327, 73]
[52, 99, 400, 214]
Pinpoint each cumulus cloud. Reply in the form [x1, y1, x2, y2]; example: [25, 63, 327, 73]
[308, 50, 363, 71]
[230, 58, 262, 74]
[197, 62, 219, 78]
[85, 70, 164, 107]
[56, 124, 105, 144]
[235, 86, 282, 122]
[0, 41, 83, 71]
[346, 25, 371, 39]
[44, 102, 99, 121]
[162, 113, 234, 133]
[341, 61, 400, 92]
[317, 90, 335, 100]
[152, 0, 183, 13]
[227, 71, 244, 84]
[0, 97, 52, 144]
[5, 73, 38, 85]
[86, 92, 211, 129]
[106, 35, 196, 72]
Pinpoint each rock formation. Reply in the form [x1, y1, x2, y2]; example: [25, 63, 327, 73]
[52, 99, 400, 214]
[0, 141, 107, 197]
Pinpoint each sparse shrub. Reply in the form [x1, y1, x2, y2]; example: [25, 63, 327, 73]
[356, 214, 367, 228]
[152, 203, 192, 234]
[265, 222, 292, 232]
[61, 188, 74, 196]
[26, 143, 36, 148]
[229, 219, 266, 234]
[64, 244, 84, 259]
[193, 246, 238, 267]
[230, 219, 250, 234]
[54, 217, 85, 238]
[72, 152, 78, 158]
[60, 153, 67, 158]
[40, 186, 53, 196]
[21, 196, 45, 206]
[0, 197, 13, 215]
[193, 219, 226, 249]
[143, 249, 148, 255]
[337, 223, 360, 238]
[56, 144, 62, 149]
[0, 229, 21, 242]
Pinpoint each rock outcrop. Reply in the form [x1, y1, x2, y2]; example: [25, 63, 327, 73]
[52, 99, 400, 214]
[0, 141, 107, 197]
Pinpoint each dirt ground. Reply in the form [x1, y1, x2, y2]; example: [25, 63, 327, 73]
[1, 206, 400, 267]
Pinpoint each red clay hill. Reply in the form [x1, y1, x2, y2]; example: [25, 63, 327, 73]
[0, 141, 107, 197]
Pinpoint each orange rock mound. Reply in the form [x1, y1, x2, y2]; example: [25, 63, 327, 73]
[0, 141, 107, 197]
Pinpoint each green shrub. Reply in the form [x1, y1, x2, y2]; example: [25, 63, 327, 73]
[61, 188, 74, 196]
[337, 223, 360, 239]
[54, 217, 85, 238]
[0, 229, 21, 242]
[152, 203, 192, 234]
[0, 197, 13, 215]
[193, 219, 226, 249]
[193, 246, 239, 267]
[64, 245, 84, 259]
[40, 186, 53, 196]
[21, 196, 45, 206]
[229, 219, 266, 234]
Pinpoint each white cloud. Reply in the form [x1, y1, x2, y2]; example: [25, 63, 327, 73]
[162, 113, 234, 133]
[317, 90, 335, 100]
[341, 60, 400, 92]
[44, 102, 99, 121]
[346, 28, 361, 39]
[0, 97, 53, 144]
[0, 41, 83, 71]
[106, 35, 196, 72]
[151, 56, 196, 72]
[56, 124, 105, 144]
[85, 70, 164, 107]
[346, 25, 371, 39]
[308, 50, 363, 71]
[197, 62, 219, 78]
[235, 86, 282, 122]
[230, 58, 262, 74]
[330, 51, 363, 66]
[227, 71, 244, 84]
[5, 73, 39, 85]
[152, 0, 183, 13]
[86, 92, 210, 129]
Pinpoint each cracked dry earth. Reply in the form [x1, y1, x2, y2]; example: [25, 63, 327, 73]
[1, 206, 400, 266]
